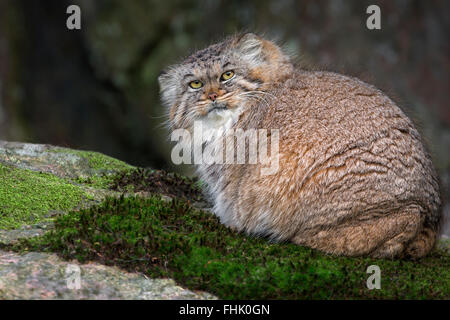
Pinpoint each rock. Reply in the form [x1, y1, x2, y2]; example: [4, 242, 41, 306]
[0, 250, 215, 300]
[0, 140, 133, 180]
[0, 140, 131, 231]
[0, 222, 53, 246]
[0, 141, 217, 299]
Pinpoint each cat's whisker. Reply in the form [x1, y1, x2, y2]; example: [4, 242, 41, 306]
[240, 90, 276, 98]
[240, 96, 269, 107]
[238, 93, 270, 107]
[239, 90, 275, 103]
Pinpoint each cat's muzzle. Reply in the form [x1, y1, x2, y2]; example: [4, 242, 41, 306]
[208, 102, 228, 113]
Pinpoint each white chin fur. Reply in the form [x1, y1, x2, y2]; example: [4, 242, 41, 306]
[201, 105, 243, 133]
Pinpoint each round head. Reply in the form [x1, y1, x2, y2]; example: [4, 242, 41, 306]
[158, 33, 293, 130]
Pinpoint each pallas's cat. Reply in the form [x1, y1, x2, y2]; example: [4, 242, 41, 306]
[158, 33, 442, 258]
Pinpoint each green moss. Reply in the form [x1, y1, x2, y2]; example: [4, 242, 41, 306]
[72, 174, 116, 190]
[53, 148, 133, 172]
[110, 168, 205, 202]
[0, 163, 88, 229]
[14, 195, 450, 299]
[51, 148, 135, 189]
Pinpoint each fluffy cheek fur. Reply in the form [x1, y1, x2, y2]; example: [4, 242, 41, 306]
[160, 33, 293, 130]
[169, 80, 257, 131]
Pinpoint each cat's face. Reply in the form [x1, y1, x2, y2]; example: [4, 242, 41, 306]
[158, 33, 293, 130]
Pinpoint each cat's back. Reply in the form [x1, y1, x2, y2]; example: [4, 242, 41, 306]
[264, 70, 413, 143]
[257, 70, 440, 214]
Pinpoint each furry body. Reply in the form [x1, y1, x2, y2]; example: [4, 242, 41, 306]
[159, 34, 442, 258]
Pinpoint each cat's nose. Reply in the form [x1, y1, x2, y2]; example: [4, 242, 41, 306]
[208, 92, 218, 101]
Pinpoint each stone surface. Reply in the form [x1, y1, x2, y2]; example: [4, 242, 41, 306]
[0, 222, 53, 246]
[0, 250, 215, 300]
[0, 140, 132, 180]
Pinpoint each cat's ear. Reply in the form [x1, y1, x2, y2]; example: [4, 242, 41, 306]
[158, 69, 168, 78]
[236, 33, 265, 65]
[158, 69, 170, 86]
[158, 69, 170, 93]
[158, 69, 177, 107]
[235, 33, 294, 84]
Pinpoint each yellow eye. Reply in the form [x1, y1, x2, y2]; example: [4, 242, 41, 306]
[221, 70, 235, 81]
[189, 80, 203, 89]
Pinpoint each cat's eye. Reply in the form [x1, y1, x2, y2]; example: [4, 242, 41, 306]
[220, 70, 235, 81]
[189, 80, 203, 89]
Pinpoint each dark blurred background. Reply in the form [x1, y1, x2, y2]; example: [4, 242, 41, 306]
[0, 0, 449, 233]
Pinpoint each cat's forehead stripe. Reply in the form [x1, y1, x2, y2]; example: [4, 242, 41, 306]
[184, 42, 227, 64]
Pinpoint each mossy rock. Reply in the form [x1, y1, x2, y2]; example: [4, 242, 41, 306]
[0, 141, 215, 300]
[11, 195, 450, 300]
[1, 141, 449, 300]
[0, 141, 135, 232]
[0, 140, 134, 186]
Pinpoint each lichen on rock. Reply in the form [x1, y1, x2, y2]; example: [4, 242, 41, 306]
[0, 162, 88, 229]
[0, 141, 134, 230]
